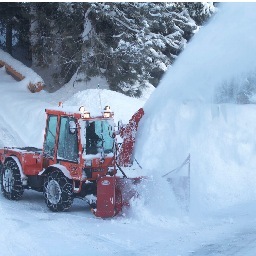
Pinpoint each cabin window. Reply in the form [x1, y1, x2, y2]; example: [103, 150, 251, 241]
[84, 120, 114, 155]
[44, 115, 58, 158]
[57, 116, 78, 162]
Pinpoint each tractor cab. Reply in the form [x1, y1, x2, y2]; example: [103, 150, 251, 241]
[43, 105, 116, 182]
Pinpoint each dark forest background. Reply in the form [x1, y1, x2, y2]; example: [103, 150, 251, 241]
[0, 2, 215, 96]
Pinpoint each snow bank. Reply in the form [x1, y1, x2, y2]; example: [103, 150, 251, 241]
[0, 67, 49, 147]
[63, 89, 145, 124]
[135, 2, 256, 218]
[56, 69, 155, 101]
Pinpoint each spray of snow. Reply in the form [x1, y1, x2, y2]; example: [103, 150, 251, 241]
[147, 3, 256, 104]
[135, 2, 256, 220]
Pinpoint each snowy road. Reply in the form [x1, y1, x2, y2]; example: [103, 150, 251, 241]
[189, 226, 256, 256]
[0, 190, 190, 256]
[190, 230, 256, 256]
[1, 188, 256, 256]
[184, 201, 256, 256]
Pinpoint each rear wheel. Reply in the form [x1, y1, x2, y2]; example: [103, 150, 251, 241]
[43, 170, 73, 212]
[0, 159, 24, 200]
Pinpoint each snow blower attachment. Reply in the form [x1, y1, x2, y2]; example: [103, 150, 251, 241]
[0, 106, 144, 218]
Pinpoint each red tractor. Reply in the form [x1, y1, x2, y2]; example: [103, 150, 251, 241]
[0, 105, 144, 218]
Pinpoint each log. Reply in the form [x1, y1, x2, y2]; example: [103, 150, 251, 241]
[0, 59, 44, 93]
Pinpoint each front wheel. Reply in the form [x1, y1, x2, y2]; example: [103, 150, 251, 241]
[0, 159, 24, 200]
[43, 170, 73, 212]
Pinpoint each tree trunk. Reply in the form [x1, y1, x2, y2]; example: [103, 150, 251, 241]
[6, 21, 13, 55]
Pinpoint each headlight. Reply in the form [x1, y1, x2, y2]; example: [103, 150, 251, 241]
[79, 105, 90, 118]
[103, 105, 112, 118]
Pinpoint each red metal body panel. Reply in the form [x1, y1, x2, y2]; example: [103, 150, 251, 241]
[0, 147, 43, 175]
[93, 176, 117, 218]
[118, 108, 144, 167]
[57, 157, 114, 181]
[93, 176, 143, 217]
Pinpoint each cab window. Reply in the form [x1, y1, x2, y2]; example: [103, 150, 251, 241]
[44, 115, 58, 158]
[57, 116, 78, 162]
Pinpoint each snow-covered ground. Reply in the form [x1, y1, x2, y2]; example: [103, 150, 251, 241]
[0, 49, 44, 86]
[1, 70, 256, 256]
[1, 2, 256, 255]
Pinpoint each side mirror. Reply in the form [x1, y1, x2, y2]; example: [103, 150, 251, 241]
[69, 120, 77, 134]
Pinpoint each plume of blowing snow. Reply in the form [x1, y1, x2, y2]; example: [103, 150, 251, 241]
[148, 3, 256, 104]
[134, 3, 256, 219]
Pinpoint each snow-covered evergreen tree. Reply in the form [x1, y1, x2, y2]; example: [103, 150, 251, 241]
[0, 2, 216, 96]
[184, 2, 216, 26]
[80, 2, 215, 96]
[30, 2, 85, 91]
[0, 3, 30, 56]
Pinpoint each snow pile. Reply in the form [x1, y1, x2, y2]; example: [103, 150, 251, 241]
[135, 2, 256, 217]
[56, 72, 155, 104]
[63, 89, 145, 123]
[0, 49, 44, 85]
[0, 67, 49, 147]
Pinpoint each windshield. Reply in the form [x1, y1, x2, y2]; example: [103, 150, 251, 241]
[80, 119, 114, 155]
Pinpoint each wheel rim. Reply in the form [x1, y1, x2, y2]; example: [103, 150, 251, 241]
[2, 168, 14, 193]
[45, 180, 61, 204]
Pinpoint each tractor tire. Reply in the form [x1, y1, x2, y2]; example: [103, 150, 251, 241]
[0, 159, 24, 200]
[43, 170, 73, 212]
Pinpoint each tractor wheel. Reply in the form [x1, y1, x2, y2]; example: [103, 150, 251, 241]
[0, 159, 24, 200]
[43, 170, 73, 212]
